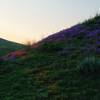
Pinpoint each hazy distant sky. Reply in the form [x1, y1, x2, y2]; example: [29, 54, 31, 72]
[0, 0, 100, 44]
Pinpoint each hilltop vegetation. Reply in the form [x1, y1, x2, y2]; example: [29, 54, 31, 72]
[0, 15, 100, 100]
[0, 38, 25, 56]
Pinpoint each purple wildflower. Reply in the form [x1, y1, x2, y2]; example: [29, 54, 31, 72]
[86, 29, 100, 37]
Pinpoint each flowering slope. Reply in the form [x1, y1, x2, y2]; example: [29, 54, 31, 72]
[0, 15, 100, 100]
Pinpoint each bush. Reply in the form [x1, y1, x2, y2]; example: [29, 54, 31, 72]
[0, 61, 14, 75]
[77, 57, 100, 76]
[40, 41, 65, 53]
[83, 14, 100, 29]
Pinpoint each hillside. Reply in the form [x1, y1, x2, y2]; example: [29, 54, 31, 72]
[0, 15, 100, 100]
[0, 38, 25, 56]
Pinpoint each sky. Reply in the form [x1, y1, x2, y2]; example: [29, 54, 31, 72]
[0, 0, 100, 44]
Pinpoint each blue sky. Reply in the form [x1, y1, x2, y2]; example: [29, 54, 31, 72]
[0, 0, 100, 44]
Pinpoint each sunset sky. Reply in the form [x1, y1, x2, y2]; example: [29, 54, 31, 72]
[0, 0, 100, 44]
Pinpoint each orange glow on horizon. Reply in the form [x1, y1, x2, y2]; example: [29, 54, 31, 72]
[0, 0, 99, 44]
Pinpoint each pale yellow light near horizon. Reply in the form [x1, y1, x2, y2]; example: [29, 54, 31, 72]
[0, 0, 100, 44]
[0, 22, 71, 44]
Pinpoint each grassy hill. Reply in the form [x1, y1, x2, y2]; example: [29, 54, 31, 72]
[0, 38, 25, 56]
[0, 15, 100, 100]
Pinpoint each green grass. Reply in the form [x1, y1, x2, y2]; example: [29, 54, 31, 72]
[0, 38, 25, 56]
[0, 40, 100, 100]
[0, 15, 100, 100]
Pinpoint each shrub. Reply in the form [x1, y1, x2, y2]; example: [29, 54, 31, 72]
[77, 57, 100, 76]
[0, 61, 13, 75]
[83, 14, 100, 29]
[40, 41, 65, 53]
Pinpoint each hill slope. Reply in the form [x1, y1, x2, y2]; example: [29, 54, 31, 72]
[0, 38, 25, 56]
[0, 15, 100, 100]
